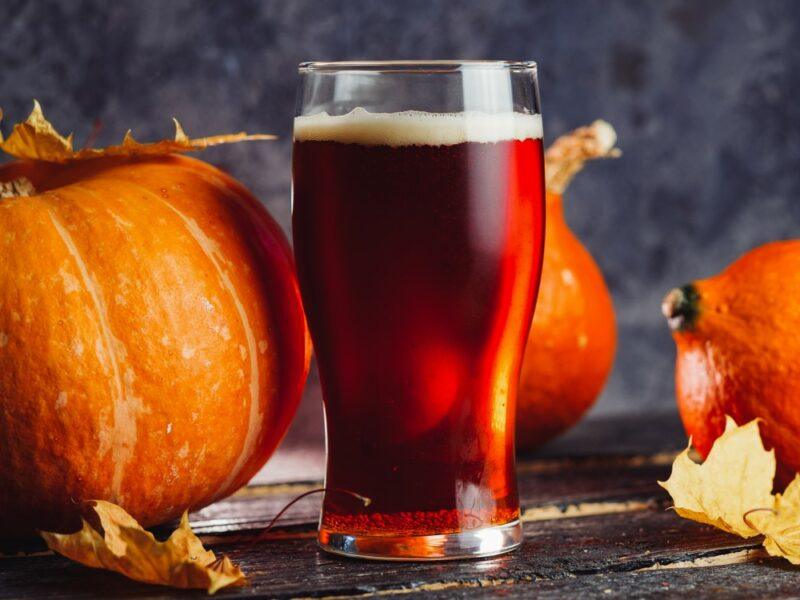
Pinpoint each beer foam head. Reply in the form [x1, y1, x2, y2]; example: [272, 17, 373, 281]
[294, 107, 543, 146]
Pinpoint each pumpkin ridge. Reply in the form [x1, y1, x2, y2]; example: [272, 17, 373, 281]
[45, 201, 136, 502]
[115, 177, 263, 499]
[165, 163, 307, 492]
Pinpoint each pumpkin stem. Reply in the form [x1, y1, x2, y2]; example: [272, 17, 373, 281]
[0, 177, 36, 199]
[662, 284, 700, 332]
[545, 120, 621, 194]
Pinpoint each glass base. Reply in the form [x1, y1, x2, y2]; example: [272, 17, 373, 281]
[318, 519, 522, 561]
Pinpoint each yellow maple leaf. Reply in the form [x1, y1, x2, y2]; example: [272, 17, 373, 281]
[757, 476, 800, 564]
[661, 416, 800, 565]
[659, 416, 775, 538]
[0, 100, 274, 163]
[40, 501, 245, 594]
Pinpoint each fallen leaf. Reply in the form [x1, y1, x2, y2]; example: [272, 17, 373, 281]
[660, 416, 800, 566]
[758, 476, 800, 564]
[0, 100, 274, 163]
[0, 101, 74, 161]
[41, 501, 245, 594]
[659, 416, 775, 537]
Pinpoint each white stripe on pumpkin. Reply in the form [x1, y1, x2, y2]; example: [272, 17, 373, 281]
[48, 209, 138, 503]
[150, 194, 261, 498]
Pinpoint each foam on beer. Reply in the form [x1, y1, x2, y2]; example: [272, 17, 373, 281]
[294, 107, 543, 146]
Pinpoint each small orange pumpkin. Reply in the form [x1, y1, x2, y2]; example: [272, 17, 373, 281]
[0, 104, 311, 536]
[517, 122, 618, 450]
[663, 240, 800, 487]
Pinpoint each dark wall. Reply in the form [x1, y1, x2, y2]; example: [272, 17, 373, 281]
[2, 0, 799, 418]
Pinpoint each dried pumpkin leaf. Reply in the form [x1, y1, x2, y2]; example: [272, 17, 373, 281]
[0, 100, 274, 163]
[659, 416, 775, 538]
[40, 501, 245, 594]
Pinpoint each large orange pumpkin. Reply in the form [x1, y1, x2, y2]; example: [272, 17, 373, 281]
[0, 105, 310, 536]
[663, 240, 800, 487]
[517, 122, 618, 450]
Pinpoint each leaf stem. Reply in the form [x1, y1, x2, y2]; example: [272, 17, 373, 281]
[250, 488, 371, 545]
[742, 507, 776, 533]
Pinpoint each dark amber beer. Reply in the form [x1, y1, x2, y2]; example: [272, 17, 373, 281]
[293, 108, 545, 553]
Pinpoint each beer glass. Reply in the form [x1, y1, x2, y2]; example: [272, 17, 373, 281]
[292, 61, 545, 560]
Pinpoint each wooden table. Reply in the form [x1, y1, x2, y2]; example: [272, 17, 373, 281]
[1, 412, 794, 598]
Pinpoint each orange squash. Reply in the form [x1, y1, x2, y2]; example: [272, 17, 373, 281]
[0, 105, 310, 536]
[663, 240, 800, 487]
[517, 122, 618, 450]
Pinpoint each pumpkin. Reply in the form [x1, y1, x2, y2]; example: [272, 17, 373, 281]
[663, 240, 800, 487]
[517, 122, 618, 451]
[0, 103, 310, 536]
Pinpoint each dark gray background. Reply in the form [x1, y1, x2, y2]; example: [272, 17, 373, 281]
[2, 1, 799, 453]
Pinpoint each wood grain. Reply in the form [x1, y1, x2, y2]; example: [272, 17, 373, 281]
[1, 411, 794, 598]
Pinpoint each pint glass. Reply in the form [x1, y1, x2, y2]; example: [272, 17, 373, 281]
[292, 61, 545, 560]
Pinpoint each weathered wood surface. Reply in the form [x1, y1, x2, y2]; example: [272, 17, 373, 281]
[2, 412, 795, 599]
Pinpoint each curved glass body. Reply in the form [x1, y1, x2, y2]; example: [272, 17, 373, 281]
[292, 61, 545, 560]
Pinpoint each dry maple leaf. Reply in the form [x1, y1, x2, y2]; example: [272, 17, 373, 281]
[659, 416, 775, 537]
[756, 476, 800, 564]
[40, 501, 245, 594]
[0, 100, 274, 163]
[661, 416, 800, 565]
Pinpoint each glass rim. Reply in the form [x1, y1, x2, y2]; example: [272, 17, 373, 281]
[298, 60, 538, 73]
